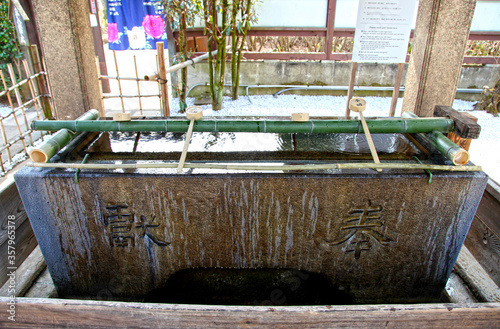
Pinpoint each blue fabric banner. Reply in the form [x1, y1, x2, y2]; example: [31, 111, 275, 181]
[107, 0, 167, 50]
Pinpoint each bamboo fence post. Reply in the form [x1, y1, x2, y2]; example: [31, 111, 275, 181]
[8, 64, 33, 146]
[22, 60, 45, 142]
[133, 55, 143, 115]
[29, 45, 53, 119]
[389, 63, 404, 117]
[95, 57, 105, 117]
[345, 62, 357, 118]
[0, 69, 27, 155]
[112, 51, 126, 113]
[0, 116, 11, 162]
[157, 42, 170, 117]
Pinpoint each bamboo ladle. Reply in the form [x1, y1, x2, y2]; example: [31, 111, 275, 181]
[177, 106, 203, 173]
[349, 97, 382, 172]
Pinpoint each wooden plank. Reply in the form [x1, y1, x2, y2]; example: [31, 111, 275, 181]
[0, 179, 36, 287]
[454, 246, 500, 302]
[0, 218, 37, 288]
[0, 179, 28, 246]
[444, 272, 477, 303]
[464, 180, 500, 286]
[186, 37, 196, 53]
[465, 216, 500, 286]
[195, 37, 208, 52]
[0, 246, 46, 297]
[23, 268, 57, 299]
[1, 297, 499, 328]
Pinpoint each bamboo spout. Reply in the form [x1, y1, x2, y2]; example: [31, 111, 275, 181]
[29, 110, 100, 163]
[401, 111, 470, 166]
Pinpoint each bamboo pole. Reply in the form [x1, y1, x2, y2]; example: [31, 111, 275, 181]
[349, 98, 381, 172]
[345, 62, 357, 118]
[95, 56, 105, 117]
[29, 110, 100, 163]
[26, 161, 482, 172]
[0, 68, 27, 155]
[389, 63, 404, 117]
[29, 45, 53, 120]
[401, 111, 470, 165]
[133, 55, 143, 115]
[112, 51, 126, 113]
[157, 42, 170, 117]
[8, 64, 33, 146]
[31, 118, 455, 135]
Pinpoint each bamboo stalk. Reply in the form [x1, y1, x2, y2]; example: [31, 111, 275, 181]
[0, 68, 27, 155]
[29, 110, 100, 163]
[26, 161, 482, 172]
[112, 51, 126, 113]
[401, 111, 470, 165]
[31, 118, 455, 135]
[133, 55, 143, 115]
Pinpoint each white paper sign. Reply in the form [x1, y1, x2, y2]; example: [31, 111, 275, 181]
[352, 0, 417, 63]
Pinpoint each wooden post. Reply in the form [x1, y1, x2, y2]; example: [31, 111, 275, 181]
[446, 112, 478, 151]
[345, 62, 357, 118]
[389, 63, 404, 117]
[95, 57, 105, 117]
[157, 42, 170, 117]
[29, 45, 53, 119]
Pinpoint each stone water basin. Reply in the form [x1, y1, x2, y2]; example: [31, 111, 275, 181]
[15, 126, 487, 304]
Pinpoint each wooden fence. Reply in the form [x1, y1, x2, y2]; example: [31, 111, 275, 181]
[0, 45, 53, 175]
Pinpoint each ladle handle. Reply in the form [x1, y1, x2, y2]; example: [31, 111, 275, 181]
[359, 111, 382, 171]
[177, 119, 195, 173]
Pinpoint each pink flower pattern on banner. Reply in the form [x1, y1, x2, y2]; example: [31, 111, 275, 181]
[142, 15, 165, 39]
[108, 23, 119, 43]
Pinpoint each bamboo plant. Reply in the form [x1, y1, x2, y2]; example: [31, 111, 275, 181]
[161, 0, 202, 112]
[202, 0, 231, 111]
[230, 0, 258, 100]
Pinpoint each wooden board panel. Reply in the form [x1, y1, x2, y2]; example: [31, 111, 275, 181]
[0, 180, 36, 287]
[0, 179, 29, 246]
[0, 219, 37, 288]
[0, 297, 499, 328]
[464, 181, 500, 287]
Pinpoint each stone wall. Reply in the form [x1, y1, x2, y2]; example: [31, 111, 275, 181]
[183, 61, 499, 100]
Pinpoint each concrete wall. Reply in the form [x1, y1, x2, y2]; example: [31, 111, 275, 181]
[184, 61, 499, 100]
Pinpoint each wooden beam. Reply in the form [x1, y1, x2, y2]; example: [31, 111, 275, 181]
[464, 180, 500, 286]
[1, 297, 499, 328]
[325, 0, 337, 60]
[0, 246, 45, 297]
[433, 105, 481, 139]
[454, 246, 500, 302]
